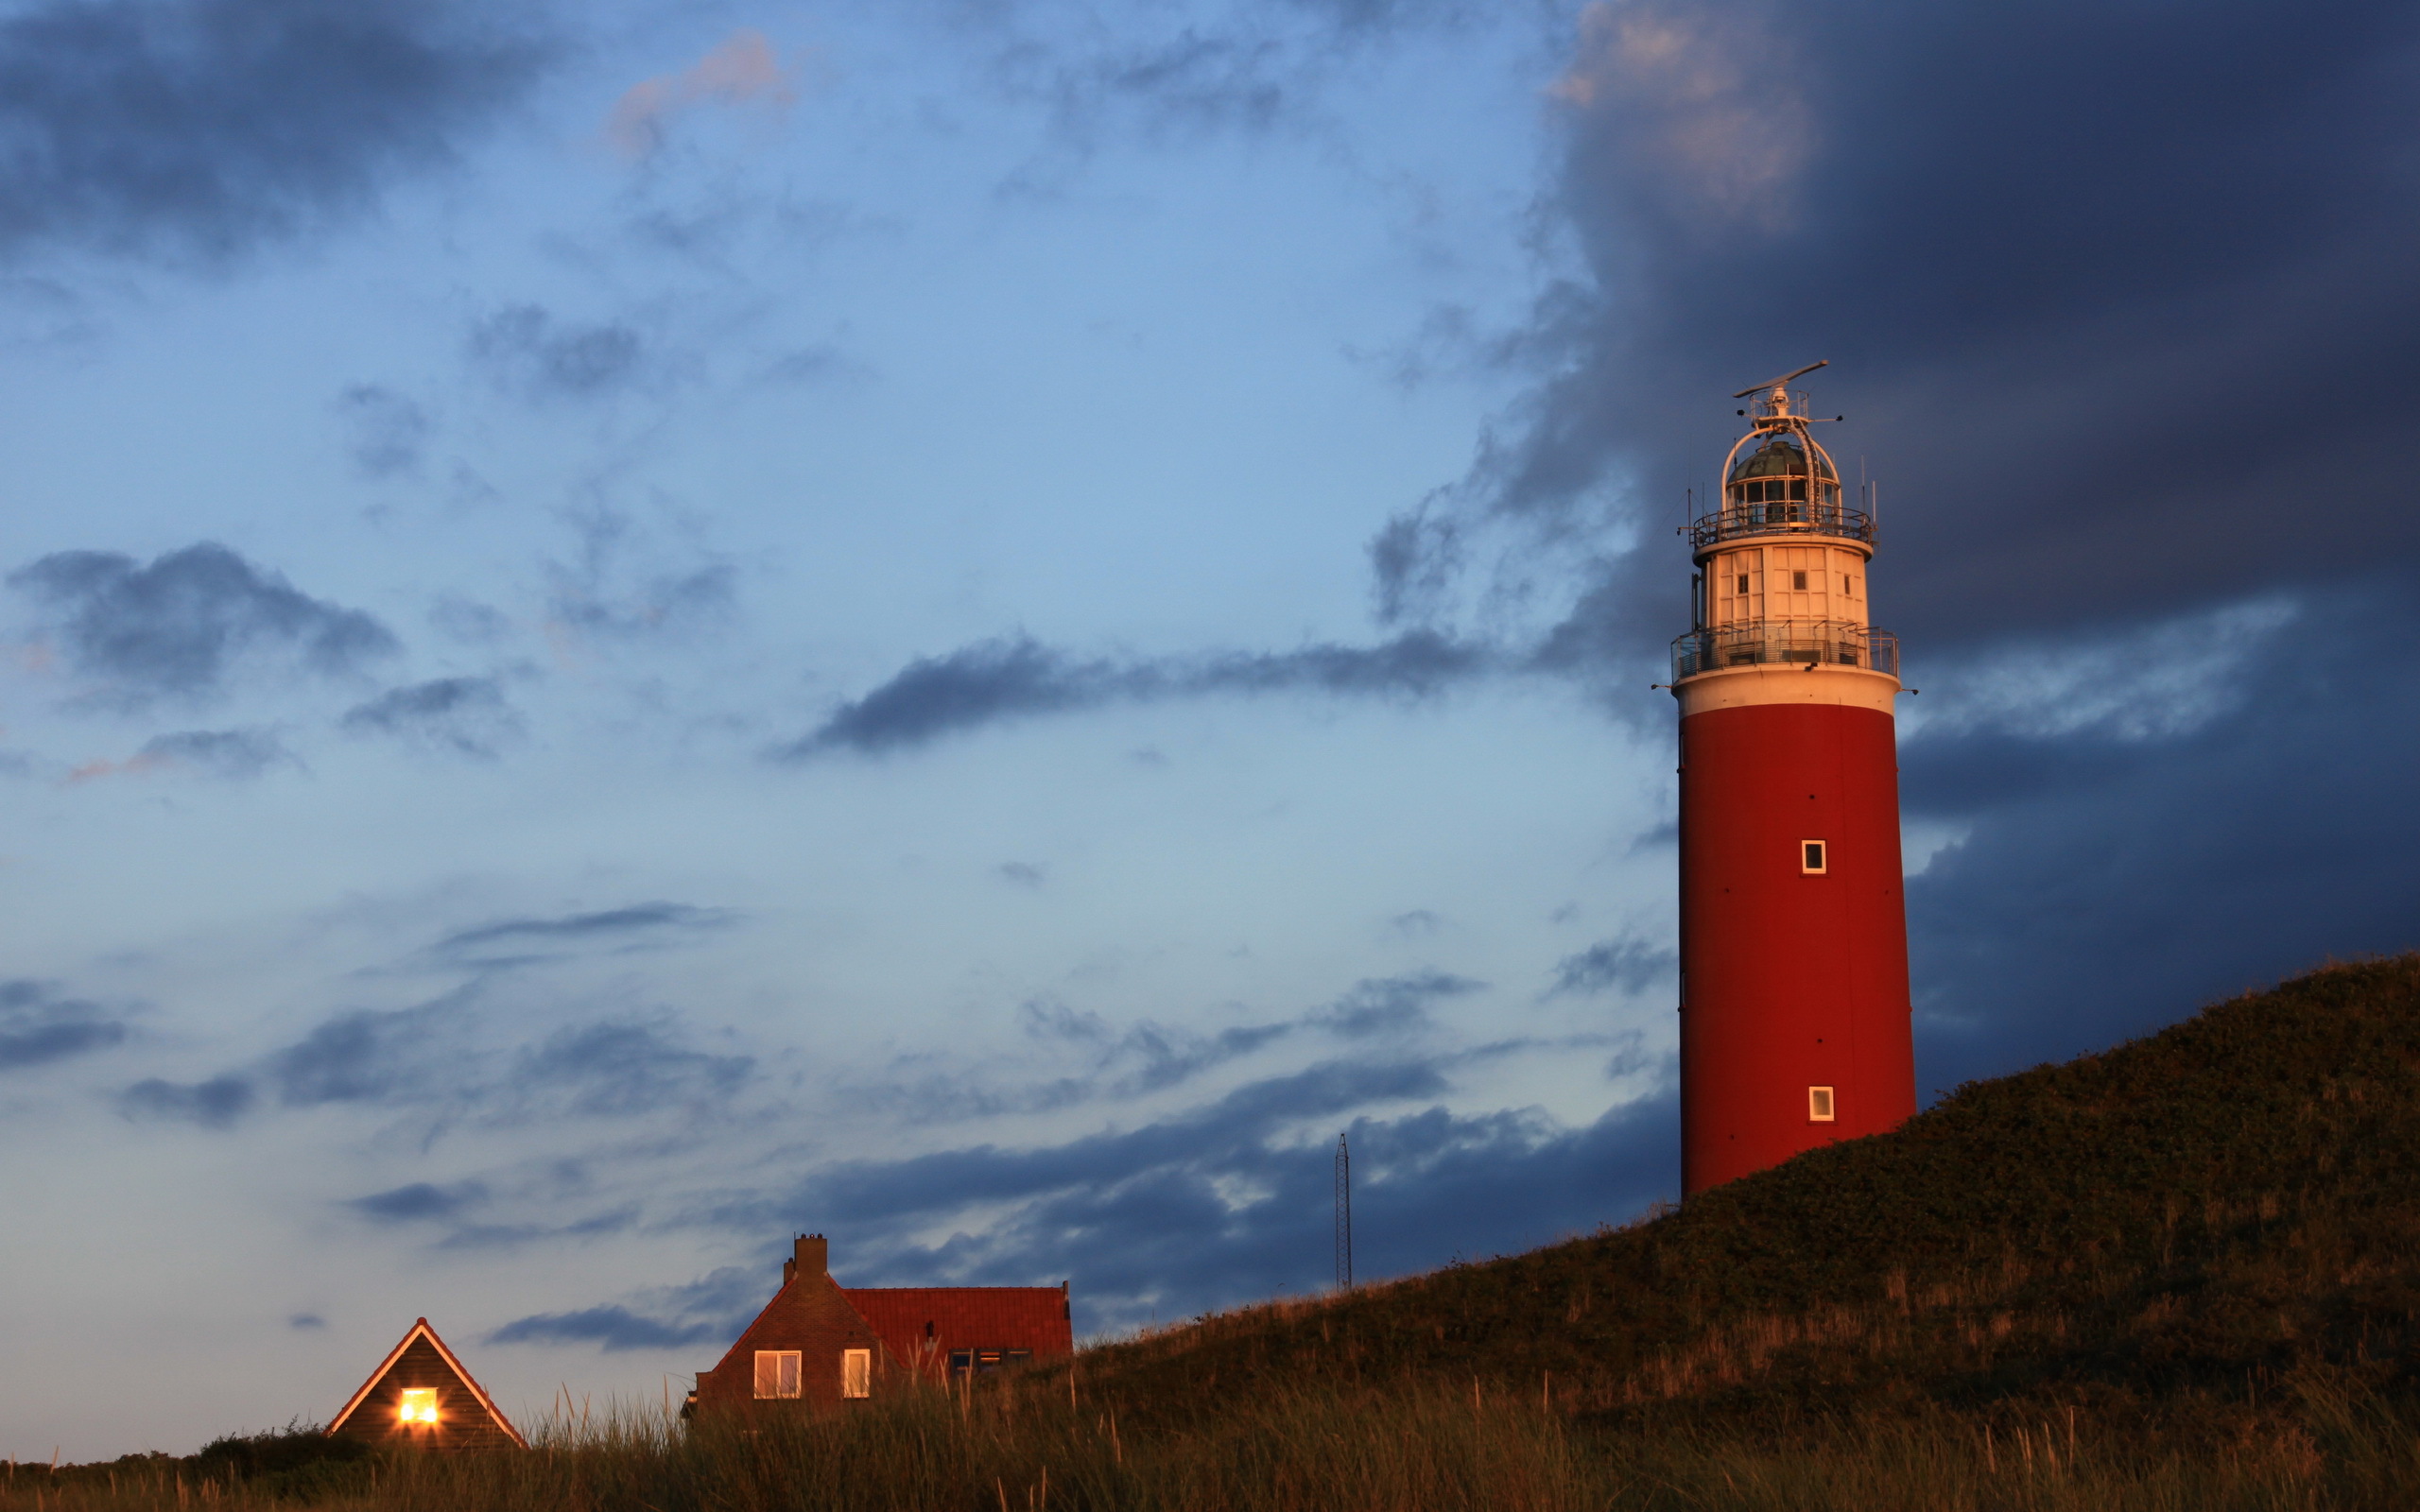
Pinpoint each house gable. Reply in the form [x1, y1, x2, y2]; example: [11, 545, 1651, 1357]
[327, 1318, 527, 1451]
[695, 1234, 889, 1413]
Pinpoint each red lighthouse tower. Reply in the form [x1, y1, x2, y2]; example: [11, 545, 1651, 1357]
[1671, 362, 1916, 1196]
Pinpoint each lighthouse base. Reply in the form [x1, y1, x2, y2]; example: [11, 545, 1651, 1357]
[1677, 686, 1916, 1196]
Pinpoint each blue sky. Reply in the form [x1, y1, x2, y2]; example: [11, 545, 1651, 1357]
[3, 0, 2415, 1459]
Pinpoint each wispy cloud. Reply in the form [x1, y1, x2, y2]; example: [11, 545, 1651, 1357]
[0, 980, 130, 1071]
[342, 677, 522, 759]
[605, 30, 797, 161]
[784, 630, 1490, 757]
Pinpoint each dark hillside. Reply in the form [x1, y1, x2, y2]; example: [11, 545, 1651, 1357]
[1073, 955, 2420, 1430]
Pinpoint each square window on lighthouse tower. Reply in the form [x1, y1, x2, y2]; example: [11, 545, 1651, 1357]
[1808, 1087, 1837, 1122]
[1801, 840, 1827, 873]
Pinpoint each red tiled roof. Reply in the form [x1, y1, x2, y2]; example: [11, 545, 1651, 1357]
[841, 1286, 1072, 1378]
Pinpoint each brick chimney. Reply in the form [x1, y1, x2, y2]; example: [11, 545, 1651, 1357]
[782, 1232, 828, 1287]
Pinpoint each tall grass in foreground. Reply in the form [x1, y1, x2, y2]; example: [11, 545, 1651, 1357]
[8, 1378, 2418, 1512]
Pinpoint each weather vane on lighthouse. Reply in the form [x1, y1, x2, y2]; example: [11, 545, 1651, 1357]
[1668, 360, 1918, 1196]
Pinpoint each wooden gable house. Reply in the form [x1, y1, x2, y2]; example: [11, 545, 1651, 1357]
[692, 1234, 1074, 1415]
[328, 1317, 527, 1451]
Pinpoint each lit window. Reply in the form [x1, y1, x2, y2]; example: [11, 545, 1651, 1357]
[1808, 1086, 1836, 1122]
[398, 1387, 439, 1426]
[1792, 570, 1807, 590]
[841, 1349, 872, 1400]
[754, 1349, 803, 1399]
[1801, 840, 1826, 873]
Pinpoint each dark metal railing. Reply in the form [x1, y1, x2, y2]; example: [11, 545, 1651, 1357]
[1689, 502, 1874, 548]
[1672, 621, 1899, 681]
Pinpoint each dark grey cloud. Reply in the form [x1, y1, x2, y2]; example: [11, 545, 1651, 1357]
[341, 677, 521, 759]
[266, 998, 457, 1108]
[10, 542, 398, 701]
[1547, 938, 1674, 999]
[784, 629, 1489, 757]
[1383, 0, 2420, 667]
[349, 1179, 487, 1222]
[1312, 969, 1479, 1036]
[336, 384, 432, 477]
[0, 980, 130, 1070]
[1903, 583, 2420, 1094]
[690, 1060, 1673, 1330]
[996, 861, 1046, 888]
[118, 1074, 254, 1127]
[468, 303, 649, 402]
[0, 0, 551, 266]
[429, 902, 736, 965]
[486, 1305, 729, 1352]
[287, 1313, 326, 1330]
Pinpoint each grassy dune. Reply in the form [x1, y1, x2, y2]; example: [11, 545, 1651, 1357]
[10, 954, 2419, 1511]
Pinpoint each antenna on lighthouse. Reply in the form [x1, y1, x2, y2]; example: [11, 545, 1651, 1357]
[1334, 1133, 1353, 1291]
[1732, 359, 1827, 400]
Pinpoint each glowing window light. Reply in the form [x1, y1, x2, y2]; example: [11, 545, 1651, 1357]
[399, 1387, 440, 1425]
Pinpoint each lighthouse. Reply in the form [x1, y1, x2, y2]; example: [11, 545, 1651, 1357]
[1670, 362, 1917, 1196]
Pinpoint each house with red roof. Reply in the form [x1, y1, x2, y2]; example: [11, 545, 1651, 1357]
[689, 1234, 1073, 1415]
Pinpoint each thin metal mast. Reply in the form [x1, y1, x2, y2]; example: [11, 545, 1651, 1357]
[1334, 1133, 1353, 1291]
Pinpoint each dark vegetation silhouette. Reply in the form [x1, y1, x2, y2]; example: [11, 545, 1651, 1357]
[9, 955, 2419, 1509]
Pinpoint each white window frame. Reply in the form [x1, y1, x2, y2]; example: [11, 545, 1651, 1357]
[754, 1349, 803, 1400]
[1808, 1086, 1837, 1123]
[1801, 839, 1827, 874]
[841, 1348, 872, 1400]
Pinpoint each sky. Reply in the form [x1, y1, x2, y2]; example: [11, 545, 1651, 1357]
[1, 0, 2414, 1461]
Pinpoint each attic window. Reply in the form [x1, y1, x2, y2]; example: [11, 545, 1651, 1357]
[841, 1349, 872, 1400]
[1801, 840, 1827, 873]
[398, 1387, 439, 1426]
[754, 1350, 803, 1400]
[1808, 1086, 1836, 1122]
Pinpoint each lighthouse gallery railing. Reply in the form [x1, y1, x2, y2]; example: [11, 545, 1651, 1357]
[1689, 502, 1874, 548]
[1672, 621, 1899, 680]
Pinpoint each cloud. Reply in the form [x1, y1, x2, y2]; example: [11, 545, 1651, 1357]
[118, 1074, 255, 1127]
[1381, 0, 2420, 668]
[349, 1179, 488, 1222]
[544, 501, 735, 640]
[511, 1022, 752, 1117]
[67, 727, 294, 783]
[341, 677, 521, 759]
[0, 980, 130, 1070]
[9, 542, 397, 702]
[1547, 939, 1674, 998]
[996, 862, 1046, 888]
[336, 385, 432, 477]
[1312, 970, 1480, 1036]
[287, 1314, 326, 1331]
[605, 29, 796, 161]
[467, 304, 649, 402]
[429, 902, 736, 966]
[1901, 583, 2420, 1094]
[487, 1305, 730, 1351]
[784, 629, 1490, 757]
[692, 1068, 1675, 1329]
[0, 0, 550, 266]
